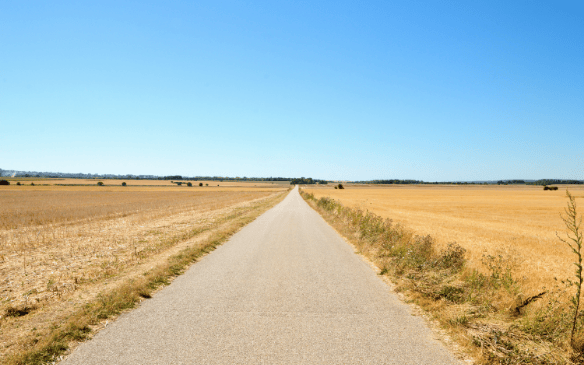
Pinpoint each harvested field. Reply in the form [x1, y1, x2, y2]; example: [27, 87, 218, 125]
[303, 184, 584, 302]
[0, 184, 288, 360]
[0, 187, 281, 229]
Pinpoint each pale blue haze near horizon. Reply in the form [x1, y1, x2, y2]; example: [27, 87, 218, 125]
[1, 1, 583, 181]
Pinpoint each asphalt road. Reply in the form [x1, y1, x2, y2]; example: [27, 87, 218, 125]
[61, 186, 461, 364]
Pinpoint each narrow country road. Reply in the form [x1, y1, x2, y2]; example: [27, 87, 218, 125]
[61, 187, 462, 364]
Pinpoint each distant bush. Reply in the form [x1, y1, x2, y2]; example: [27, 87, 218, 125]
[30, 182, 34, 186]
[187, 182, 192, 187]
[97, 182, 104, 186]
[205, 183, 208, 186]
[543, 186, 559, 191]
[337, 183, 344, 189]
[122, 182, 127, 186]
[0, 180, 10, 185]
[16, 182, 21, 186]
[199, 183, 203, 187]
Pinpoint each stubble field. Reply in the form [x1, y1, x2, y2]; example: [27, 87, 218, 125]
[0, 182, 288, 361]
[303, 184, 584, 304]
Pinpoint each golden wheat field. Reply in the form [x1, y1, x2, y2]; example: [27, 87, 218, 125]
[0, 183, 288, 359]
[304, 184, 584, 295]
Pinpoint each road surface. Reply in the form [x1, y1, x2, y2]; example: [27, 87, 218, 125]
[62, 186, 461, 364]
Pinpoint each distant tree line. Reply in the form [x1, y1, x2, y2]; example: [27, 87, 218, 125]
[359, 179, 424, 184]
[529, 179, 583, 185]
[2, 168, 581, 185]
[0, 168, 320, 183]
[290, 177, 328, 185]
[496, 180, 526, 185]
[168, 176, 292, 182]
[0, 168, 160, 180]
[358, 179, 583, 185]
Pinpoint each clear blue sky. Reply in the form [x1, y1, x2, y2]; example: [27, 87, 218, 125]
[2, 1, 583, 181]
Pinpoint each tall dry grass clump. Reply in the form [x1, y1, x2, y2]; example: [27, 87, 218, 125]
[550, 191, 583, 350]
[302, 190, 584, 364]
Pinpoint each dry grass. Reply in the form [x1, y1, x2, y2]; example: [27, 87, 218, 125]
[0, 186, 281, 229]
[0, 184, 288, 362]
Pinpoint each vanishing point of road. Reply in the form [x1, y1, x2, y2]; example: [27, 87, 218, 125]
[62, 187, 462, 364]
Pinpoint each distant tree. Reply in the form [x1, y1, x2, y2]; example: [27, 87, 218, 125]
[122, 182, 127, 186]
[0, 180, 10, 185]
[337, 183, 344, 189]
[30, 182, 34, 186]
[187, 182, 192, 187]
[199, 182, 203, 187]
[97, 181, 104, 186]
